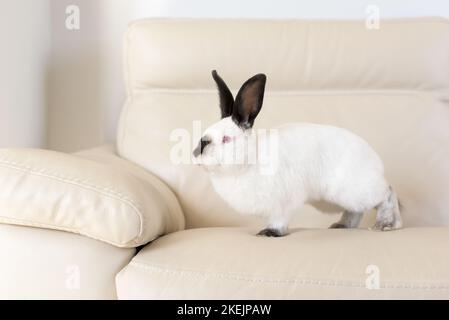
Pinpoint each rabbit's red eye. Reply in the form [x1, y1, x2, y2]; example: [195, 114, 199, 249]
[222, 135, 231, 144]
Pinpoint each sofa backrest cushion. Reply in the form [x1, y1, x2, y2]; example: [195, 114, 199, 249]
[117, 18, 449, 228]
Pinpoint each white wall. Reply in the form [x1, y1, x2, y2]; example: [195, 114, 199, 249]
[47, 0, 103, 152]
[0, 0, 50, 148]
[132, 0, 449, 19]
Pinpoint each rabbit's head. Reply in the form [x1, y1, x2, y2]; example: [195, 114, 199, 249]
[193, 70, 266, 173]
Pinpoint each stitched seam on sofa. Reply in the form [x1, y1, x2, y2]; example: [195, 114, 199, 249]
[119, 23, 135, 158]
[125, 24, 133, 98]
[0, 159, 144, 210]
[0, 215, 128, 248]
[127, 262, 449, 290]
[118, 99, 132, 158]
[0, 159, 144, 216]
[0, 160, 144, 245]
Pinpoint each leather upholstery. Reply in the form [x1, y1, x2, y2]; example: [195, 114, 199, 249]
[116, 227, 449, 299]
[115, 18, 449, 299]
[0, 147, 184, 247]
[0, 223, 135, 299]
[3, 17, 449, 300]
[117, 18, 449, 228]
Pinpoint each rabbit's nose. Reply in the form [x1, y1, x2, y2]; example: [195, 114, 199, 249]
[193, 137, 211, 157]
[193, 145, 201, 157]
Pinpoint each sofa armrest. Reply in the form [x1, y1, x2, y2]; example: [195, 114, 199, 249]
[0, 146, 185, 248]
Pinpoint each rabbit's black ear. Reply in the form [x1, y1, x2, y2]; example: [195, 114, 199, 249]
[212, 70, 234, 118]
[232, 73, 266, 129]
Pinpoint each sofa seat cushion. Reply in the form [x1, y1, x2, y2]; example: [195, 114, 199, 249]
[116, 227, 449, 299]
[0, 147, 184, 248]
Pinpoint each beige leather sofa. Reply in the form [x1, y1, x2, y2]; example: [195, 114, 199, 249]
[1, 17, 449, 299]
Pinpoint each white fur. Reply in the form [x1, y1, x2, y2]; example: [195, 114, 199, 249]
[195, 117, 392, 232]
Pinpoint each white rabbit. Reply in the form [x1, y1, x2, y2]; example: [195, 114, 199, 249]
[193, 70, 402, 237]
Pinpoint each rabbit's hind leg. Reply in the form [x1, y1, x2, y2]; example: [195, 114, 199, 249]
[329, 210, 363, 229]
[370, 186, 402, 231]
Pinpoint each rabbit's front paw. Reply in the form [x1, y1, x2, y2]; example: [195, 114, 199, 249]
[257, 228, 286, 237]
[329, 222, 347, 229]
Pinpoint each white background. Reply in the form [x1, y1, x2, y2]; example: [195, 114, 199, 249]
[1, 0, 449, 151]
